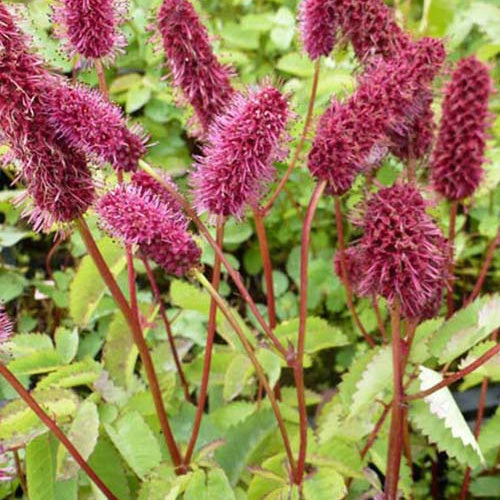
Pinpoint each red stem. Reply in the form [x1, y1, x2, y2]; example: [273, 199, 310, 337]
[361, 403, 391, 459]
[294, 181, 326, 485]
[75, 218, 183, 471]
[447, 201, 459, 318]
[262, 59, 321, 216]
[384, 300, 404, 499]
[184, 218, 224, 466]
[466, 227, 500, 305]
[406, 341, 500, 401]
[94, 59, 109, 99]
[253, 209, 277, 328]
[0, 364, 117, 500]
[334, 196, 375, 347]
[141, 256, 191, 402]
[138, 162, 288, 360]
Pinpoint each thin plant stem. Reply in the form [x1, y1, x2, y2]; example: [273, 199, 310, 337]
[253, 208, 277, 328]
[12, 449, 27, 496]
[373, 296, 388, 344]
[262, 59, 321, 216]
[334, 196, 375, 347]
[459, 376, 489, 500]
[295, 180, 326, 485]
[467, 227, 500, 305]
[193, 269, 297, 479]
[447, 201, 459, 318]
[184, 217, 224, 466]
[0, 364, 118, 500]
[141, 256, 191, 402]
[406, 341, 500, 401]
[384, 300, 404, 499]
[46, 235, 65, 281]
[361, 403, 391, 459]
[75, 217, 184, 471]
[94, 59, 109, 99]
[138, 160, 288, 360]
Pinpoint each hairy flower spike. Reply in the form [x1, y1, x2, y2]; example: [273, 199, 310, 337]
[158, 0, 234, 132]
[0, 307, 13, 344]
[192, 86, 291, 218]
[298, 0, 337, 60]
[131, 170, 182, 213]
[353, 184, 449, 319]
[431, 57, 493, 201]
[52, 0, 127, 62]
[97, 185, 200, 276]
[45, 83, 146, 172]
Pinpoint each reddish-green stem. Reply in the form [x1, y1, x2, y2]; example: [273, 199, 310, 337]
[361, 402, 392, 459]
[75, 217, 183, 471]
[262, 59, 321, 216]
[294, 181, 326, 485]
[194, 270, 297, 478]
[141, 256, 191, 402]
[138, 161, 288, 360]
[385, 300, 404, 499]
[447, 201, 459, 318]
[253, 208, 277, 328]
[467, 227, 500, 305]
[184, 217, 224, 466]
[406, 341, 500, 401]
[0, 364, 117, 500]
[334, 196, 375, 348]
[94, 59, 109, 99]
[13, 448, 27, 496]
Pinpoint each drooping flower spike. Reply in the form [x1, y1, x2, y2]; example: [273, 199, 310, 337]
[45, 83, 147, 172]
[52, 0, 127, 63]
[348, 184, 449, 319]
[191, 85, 291, 219]
[0, 3, 95, 230]
[97, 184, 200, 276]
[298, 0, 337, 60]
[157, 0, 234, 132]
[431, 56, 493, 201]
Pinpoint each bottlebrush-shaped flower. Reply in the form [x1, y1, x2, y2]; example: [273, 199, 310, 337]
[97, 185, 200, 276]
[192, 86, 291, 218]
[45, 83, 146, 172]
[431, 57, 493, 201]
[157, 0, 234, 132]
[0, 307, 12, 344]
[52, 0, 127, 62]
[0, 5, 94, 230]
[353, 184, 449, 319]
[298, 0, 337, 60]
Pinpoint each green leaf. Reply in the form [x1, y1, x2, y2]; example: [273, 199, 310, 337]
[57, 401, 99, 480]
[184, 469, 236, 500]
[303, 468, 346, 500]
[277, 53, 315, 77]
[7, 333, 54, 357]
[170, 279, 211, 315]
[478, 408, 500, 465]
[126, 86, 152, 113]
[470, 477, 500, 498]
[0, 270, 27, 302]
[0, 225, 31, 247]
[69, 237, 126, 326]
[216, 409, 276, 485]
[223, 353, 253, 402]
[137, 464, 176, 500]
[313, 437, 364, 479]
[0, 389, 79, 448]
[36, 358, 102, 390]
[8, 349, 63, 376]
[458, 341, 500, 390]
[26, 434, 56, 500]
[428, 295, 500, 364]
[55, 328, 79, 364]
[410, 367, 484, 468]
[105, 411, 162, 479]
[274, 316, 348, 354]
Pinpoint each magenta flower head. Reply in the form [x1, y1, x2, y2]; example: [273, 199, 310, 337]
[298, 0, 337, 60]
[97, 184, 200, 276]
[157, 0, 234, 132]
[52, 0, 127, 62]
[191, 85, 291, 219]
[45, 83, 146, 172]
[0, 306, 13, 345]
[431, 56, 493, 201]
[0, 4, 94, 230]
[353, 184, 449, 319]
[333, 247, 363, 294]
[131, 170, 182, 214]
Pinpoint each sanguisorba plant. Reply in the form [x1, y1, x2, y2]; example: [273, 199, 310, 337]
[0, 0, 498, 498]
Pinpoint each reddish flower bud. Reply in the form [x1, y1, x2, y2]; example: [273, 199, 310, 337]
[298, 0, 337, 60]
[353, 184, 449, 319]
[45, 83, 146, 172]
[52, 0, 126, 62]
[0, 306, 13, 344]
[192, 86, 291, 219]
[158, 0, 234, 132]
[431, 57, 493, 201]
